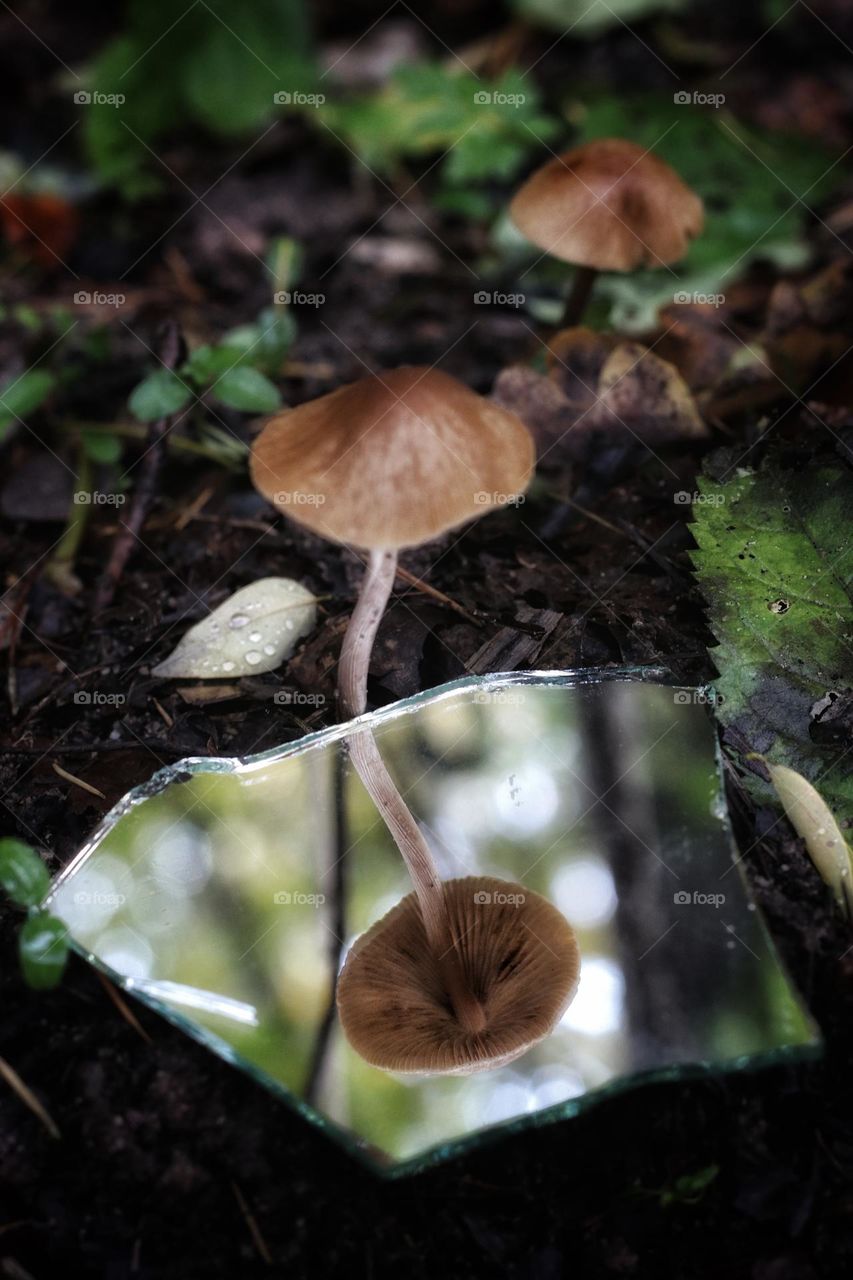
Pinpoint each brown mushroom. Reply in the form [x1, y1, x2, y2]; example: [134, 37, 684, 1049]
[509, 137, 704, 326]
[250, 367, 536, 1037]
[337, 876, 581, 1074]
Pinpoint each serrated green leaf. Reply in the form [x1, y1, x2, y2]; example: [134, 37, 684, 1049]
[129, 369, 193, 422]
[19, 912, 69, 990]
[0, 370, 55, 438]
[0, 838, 50, 908]
[690, 464, 853, 829]
[213, 366, 282, 413]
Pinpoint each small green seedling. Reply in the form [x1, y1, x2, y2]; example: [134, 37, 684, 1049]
[634, 1163, 720, 1209]
[0, 838, 69, 990]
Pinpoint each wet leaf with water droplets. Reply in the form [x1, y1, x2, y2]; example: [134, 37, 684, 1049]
[152, 578, 317, 679]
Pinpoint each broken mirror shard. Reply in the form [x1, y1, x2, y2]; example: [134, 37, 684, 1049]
[45, 670, 817, 1173]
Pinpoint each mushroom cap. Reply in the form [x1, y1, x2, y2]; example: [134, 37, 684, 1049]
[509, 137, 704, 272]
[250, 366, 535, 550]
[336, 876, 580, 1075]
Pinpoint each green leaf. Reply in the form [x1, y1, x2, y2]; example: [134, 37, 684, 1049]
[213, 366, 282, 413]
[0, 370, 55, 438]
[129, 369, 193, 423]
[561, 94, 841, 331]
[19, 912, 69, 990]
[318, 62, 558, 203]
[184, 344, 244, 385]
[0, 838, 50, 908]
[81, 428, 123, 464]
[223, 307, 296, 375]
[691, 463, 853, 829]
[84, 1, 316, 198]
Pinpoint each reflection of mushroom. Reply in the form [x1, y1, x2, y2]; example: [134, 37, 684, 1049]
[337, 877, 580, 1074]
[251, 367, 536, 1035]
[509, 138, 704, 327]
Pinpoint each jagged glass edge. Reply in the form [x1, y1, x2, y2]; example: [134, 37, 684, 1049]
[43, 665, 821, 1178]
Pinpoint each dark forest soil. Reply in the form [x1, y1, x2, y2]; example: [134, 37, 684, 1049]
[2, 2, 853, 1276]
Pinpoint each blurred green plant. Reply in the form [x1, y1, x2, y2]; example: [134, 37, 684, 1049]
[0, 370, 55, 443]
[565, 94, 841, 329]
[318, 62, 558, 219]
[84, 0, 316, 197]
[129, 305, 292, 422]
[637, 1162, 720, 1208]
[0, 838, 69, 990]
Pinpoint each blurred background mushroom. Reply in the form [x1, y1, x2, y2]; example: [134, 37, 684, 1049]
[509, 138, 704, 328]
[251, 365, 549, 1038]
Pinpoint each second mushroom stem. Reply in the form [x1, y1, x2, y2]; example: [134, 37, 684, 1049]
[339, 548, 486, 1034]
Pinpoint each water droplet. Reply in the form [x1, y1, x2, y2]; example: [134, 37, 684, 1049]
[249, 631, 262, 643]
[285, 619, 294, 630]
[229, 613, 249, 630]
[222, 660, 236, 672]
[245, 650, 262, 666]
[263, 644, 275, 656]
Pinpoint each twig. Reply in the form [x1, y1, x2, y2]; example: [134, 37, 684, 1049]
[94, 320, 184, 613]
[51, 761, 106, 799]
[394, 565, 484, 627]
[0, 1056, 60, 1139]
[97, 972, 152, 1043]
[231, 1182, 272, 1265]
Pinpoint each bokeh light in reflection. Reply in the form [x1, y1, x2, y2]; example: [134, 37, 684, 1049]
[561, 957, 624, 1036]
[551, 857, 617, 929]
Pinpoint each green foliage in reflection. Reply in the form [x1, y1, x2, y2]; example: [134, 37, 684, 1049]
[569, 95, 840, 329]
[513, 0, 685, 35]
[691, 462, 853, 829]
[318, 62, 558, 219]
[84, 0, 316, 197]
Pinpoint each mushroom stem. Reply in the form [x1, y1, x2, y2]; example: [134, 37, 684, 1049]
[339, 548, 487, 1035]
[561, 264, 598, 328]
